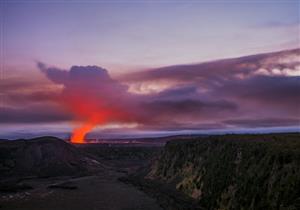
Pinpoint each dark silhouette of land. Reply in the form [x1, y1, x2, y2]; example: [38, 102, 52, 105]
[0, 133, 299, 210]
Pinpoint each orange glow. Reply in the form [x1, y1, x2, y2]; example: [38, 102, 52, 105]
[62, 92, 131, 144]
[70, 122, 95, 143]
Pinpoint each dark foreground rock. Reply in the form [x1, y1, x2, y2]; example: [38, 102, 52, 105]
[0, 137, 163, 210]
[123, 133, 300, 210]
[0, 136, 101, 180]
[47, 181, 78, 190]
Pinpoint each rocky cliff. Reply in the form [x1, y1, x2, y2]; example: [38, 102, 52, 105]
[127, 133, 300, 210]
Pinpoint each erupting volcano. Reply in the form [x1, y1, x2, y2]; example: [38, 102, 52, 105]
[66, 94, 131, 144]
[66, 96, 108, 144]
[39, 64, 135, 144]
[71, 122, 95, 143]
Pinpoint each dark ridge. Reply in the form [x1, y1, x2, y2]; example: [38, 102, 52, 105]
[0, 136, 101, 180]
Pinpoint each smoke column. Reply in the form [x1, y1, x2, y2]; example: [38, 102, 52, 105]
[39, 64, 134, 143]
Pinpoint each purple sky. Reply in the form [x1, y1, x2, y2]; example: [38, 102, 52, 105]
[0, 0, 299, 139]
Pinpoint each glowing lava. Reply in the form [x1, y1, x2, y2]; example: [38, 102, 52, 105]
[70, 122, 95, 143]
[39, 65, 134, 144]
[66, 94, 130, 144]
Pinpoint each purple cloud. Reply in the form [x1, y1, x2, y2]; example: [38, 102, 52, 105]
[1, 49, 299, 134]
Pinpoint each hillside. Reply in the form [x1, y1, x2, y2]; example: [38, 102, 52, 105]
[0, 136, 100, 179]
[124, 133, 300, 210]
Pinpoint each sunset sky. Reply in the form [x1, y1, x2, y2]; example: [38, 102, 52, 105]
[1, 0, 299, 139]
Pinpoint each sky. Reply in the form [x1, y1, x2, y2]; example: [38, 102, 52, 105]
[0, 0, 299, 139]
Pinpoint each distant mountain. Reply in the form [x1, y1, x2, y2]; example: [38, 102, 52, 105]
[0, 136, 101, 179]
[83, 134, 208, 145]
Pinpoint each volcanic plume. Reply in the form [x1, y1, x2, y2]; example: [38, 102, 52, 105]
[35, 49, 300, 141]
[38, 64, 135, 143]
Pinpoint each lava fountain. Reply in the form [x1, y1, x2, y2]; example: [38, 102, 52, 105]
[71, 122, 95, 143]
[67, 98, 110, 144]
[39, 64, 134, 144]
[66, 93, 130, 144]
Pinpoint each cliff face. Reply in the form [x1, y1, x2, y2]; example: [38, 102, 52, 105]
[146, 133, 300, 210]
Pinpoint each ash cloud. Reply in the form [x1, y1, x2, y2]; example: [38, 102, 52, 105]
[37, 64, 137, 125]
